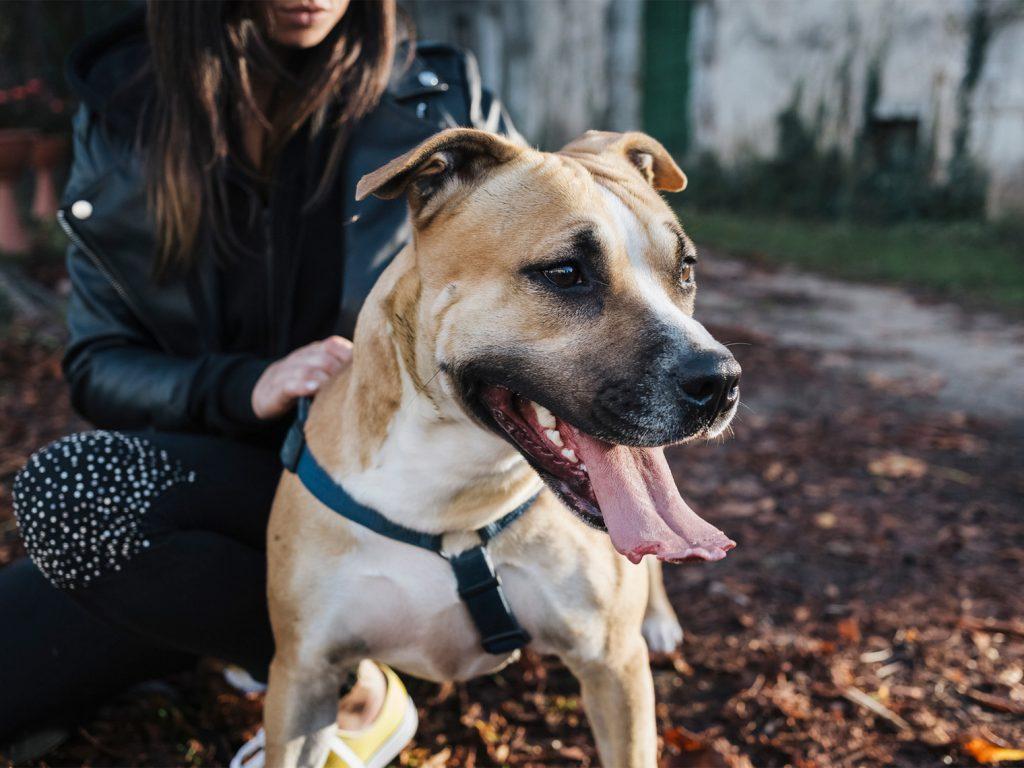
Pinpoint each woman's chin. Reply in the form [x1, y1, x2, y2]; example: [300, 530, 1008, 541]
[268, 1, 349, 48]
[269, 25, 337, 49]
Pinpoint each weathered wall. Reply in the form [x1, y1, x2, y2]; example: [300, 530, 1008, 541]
[403, 0, 642, 150]
[971, 10, 1024, 216]
[689, 0, 1024, 217]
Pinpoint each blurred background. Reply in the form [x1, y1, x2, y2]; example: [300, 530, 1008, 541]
[1, 2, 1023, 767]
[1, 0, 1022, 305]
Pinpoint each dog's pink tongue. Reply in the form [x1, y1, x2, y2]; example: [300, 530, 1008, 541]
[570, 432, 735, 565]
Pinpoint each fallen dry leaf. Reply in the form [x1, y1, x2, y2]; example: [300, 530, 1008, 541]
[961, 616, 1024, 639]
[837, 616, 862, 644]
[868, 452, 928, 479]
[662, 726, 753, 768]
[814, 511, 838, 529]
[664, 726, 707, 753]
[966, 689, 1024, 716]
[419, 747, 452, 768]
[962, 737, 1024, 764]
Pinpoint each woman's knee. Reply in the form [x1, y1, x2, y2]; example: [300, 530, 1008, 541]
[12, 431, 196, 590]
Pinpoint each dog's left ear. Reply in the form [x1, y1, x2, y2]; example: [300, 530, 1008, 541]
[356, 128, 522, 212]
[559, 130, 687, 192]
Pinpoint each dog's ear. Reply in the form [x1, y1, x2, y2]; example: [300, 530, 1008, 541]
[559, 130, 687, 192]
[356, 128, 522, 213]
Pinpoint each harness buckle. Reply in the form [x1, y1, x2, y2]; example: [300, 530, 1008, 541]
[448, 545, 531, 655]
[279, 417, 306, 473]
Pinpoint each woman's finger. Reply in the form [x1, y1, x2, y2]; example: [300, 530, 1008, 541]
[321, 335, 354, 364]
[291, 344, 325, 365]
[297, 342, 347, 369]
[304, 352, 345, 375]
[284, 377, 320, 397]
[252, 355, 331, 419]
[289, 338, 352, 370]
[298, 366, 331, 383]
[278, 353, 337, 379]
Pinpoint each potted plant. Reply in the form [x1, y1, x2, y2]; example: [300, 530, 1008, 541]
[24, 79, 70, 220]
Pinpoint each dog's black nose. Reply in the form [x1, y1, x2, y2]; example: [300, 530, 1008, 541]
[677, 351, 742, 419]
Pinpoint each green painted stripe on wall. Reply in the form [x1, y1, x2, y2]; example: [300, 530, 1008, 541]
[642, 0, 694, 157]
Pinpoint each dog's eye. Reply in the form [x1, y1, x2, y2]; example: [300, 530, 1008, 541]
[680, 255, 697, 285]
[542, 262, 584, 289]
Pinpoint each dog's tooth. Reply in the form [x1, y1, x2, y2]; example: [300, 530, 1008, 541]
[545, 429, 564, 447]
[561, 448, 578, 463]
[532, 402, 556, 428]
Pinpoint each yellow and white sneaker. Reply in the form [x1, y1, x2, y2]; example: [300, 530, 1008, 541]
[230, 664, 418, 768]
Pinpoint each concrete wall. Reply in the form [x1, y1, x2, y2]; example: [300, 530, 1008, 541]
[689, 0, 1024, 217]
[971, 11, 1024, 215]
[403, 0, 642, 150]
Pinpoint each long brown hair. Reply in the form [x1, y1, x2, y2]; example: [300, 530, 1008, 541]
[146, 0, 398, 274]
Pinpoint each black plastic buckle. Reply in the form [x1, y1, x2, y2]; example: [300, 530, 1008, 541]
[279, 417, 306, 473]
[448, 545, 531, 655]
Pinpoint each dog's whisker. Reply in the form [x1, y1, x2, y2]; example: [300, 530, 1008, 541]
[393, 365, 445, 417]
[423, 366, 443, 388]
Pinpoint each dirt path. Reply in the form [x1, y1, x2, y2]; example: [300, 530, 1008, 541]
[697, 253, 1024, 426]
[2, 258, 1023, 767]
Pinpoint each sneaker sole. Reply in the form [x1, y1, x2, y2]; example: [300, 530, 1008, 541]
[363, 699, 418, 768]
[230, 695, 418, 768]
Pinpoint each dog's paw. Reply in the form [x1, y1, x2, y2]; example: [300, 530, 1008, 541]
[642, 612, 684, 653]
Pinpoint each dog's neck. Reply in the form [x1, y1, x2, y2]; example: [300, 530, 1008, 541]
[305, 256, 542, 534]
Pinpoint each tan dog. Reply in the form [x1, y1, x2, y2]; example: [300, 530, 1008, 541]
[264, 128, 740, 768]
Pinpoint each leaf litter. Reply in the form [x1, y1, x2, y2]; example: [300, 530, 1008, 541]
[2, 274, 1022, 767]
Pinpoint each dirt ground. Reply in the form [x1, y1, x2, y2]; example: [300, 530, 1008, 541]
[1, 254, 1022, 768]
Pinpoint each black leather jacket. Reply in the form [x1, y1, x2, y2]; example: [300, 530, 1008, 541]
[59, 11, 517, 439]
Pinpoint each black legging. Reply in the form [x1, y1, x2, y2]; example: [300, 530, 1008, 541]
[1, 429, 282, 740]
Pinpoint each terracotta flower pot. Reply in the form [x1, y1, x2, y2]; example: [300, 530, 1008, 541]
[30, 133, 69, 221]
[0, 129, 35, 181]
[0, 129, 37, 255]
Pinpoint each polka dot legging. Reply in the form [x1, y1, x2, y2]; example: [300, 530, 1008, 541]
[1, 429, 283, 740]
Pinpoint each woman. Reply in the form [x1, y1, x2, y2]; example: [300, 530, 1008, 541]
[0, 1, 517, 763]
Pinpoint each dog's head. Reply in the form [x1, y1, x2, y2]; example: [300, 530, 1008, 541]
[357, 128, 738, 564]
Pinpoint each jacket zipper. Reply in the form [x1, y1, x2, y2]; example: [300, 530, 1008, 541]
[262, 207, 278, 356]
[57, 208, 174, 351]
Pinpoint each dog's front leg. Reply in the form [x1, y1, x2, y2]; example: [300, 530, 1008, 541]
[263, 653, 348, 768]
[563, 634, 658, 768]
[642, 559, 684, 653]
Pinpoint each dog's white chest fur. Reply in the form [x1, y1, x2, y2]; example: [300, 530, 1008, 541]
[334, 538, 521, 681]
[274, 482, 646, 683]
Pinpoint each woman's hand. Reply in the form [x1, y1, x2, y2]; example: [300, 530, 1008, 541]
[251, 336, 353, 420]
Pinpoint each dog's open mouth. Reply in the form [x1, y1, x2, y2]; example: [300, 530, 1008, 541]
[481, 385, 735, 564]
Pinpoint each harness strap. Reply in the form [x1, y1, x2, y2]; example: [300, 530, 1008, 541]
[281, 397, 533, 654]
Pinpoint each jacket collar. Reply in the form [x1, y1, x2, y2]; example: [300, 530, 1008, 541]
[388, 44, 451, 101]
[66, 6, 150, 138]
